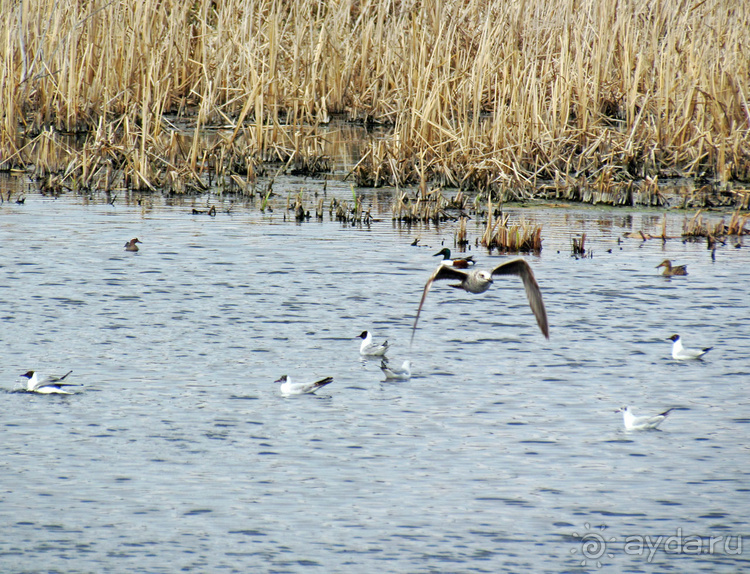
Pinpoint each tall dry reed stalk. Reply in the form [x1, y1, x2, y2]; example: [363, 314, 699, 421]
[1, 0, 748, 197]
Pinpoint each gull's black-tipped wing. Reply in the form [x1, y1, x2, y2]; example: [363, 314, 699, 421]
[49, 370, 73, 383]
[411, 265, 470, 345]
[313, 377, 334, 389]
[491, 259, 549, 339]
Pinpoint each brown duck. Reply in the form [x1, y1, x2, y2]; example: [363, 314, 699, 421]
[125, 238, 142, 252]
[656, 259, 687, 276]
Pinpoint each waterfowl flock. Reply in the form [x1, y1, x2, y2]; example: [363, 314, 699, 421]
[14, 232, 718, 436]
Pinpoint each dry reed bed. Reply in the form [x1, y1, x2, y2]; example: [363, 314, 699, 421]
[1, 0, 749, 203]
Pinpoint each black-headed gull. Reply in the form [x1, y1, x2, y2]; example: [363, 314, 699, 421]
[412, 258, 549, 344]
[357, 331, 390, 356]
[616, 406, 674, 430]
[20, 370, 77, 394]
[276, 375, 333, 396]
[380, 359, 411, 380]
[668, 334, 712, 360]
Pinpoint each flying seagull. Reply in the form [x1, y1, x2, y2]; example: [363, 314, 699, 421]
[616, 406, 674, 430]
[668, 334, 712, 360]
[20, 370, 77, 394]
[411, 259, 549, 344]
[276, 375, 333, 396]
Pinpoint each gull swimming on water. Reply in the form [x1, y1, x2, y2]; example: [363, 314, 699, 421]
[656, 259, 687, 276]
[668, 334, 712, 360]
[20, 370, 77, 394]
[357, 331, 390, 356]
[616, 406, 675, 430]
[434, 248, 475, 269]
[276, 375, 333, 396]
[411, 258, 549, 344]
[125, 238, 142, 252]
[380, 359, 411, 380]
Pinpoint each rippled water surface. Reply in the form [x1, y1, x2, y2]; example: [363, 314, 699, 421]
[1, 181, 749, 573]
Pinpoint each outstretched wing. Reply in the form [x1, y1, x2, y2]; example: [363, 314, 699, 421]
[411, 265, 469, 346]
[44, 370, 77, 388]
[491, 259, 549, 339]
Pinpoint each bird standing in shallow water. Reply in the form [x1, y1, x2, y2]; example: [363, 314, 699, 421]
[434, 248, 475, 269]
[125, 238, 142, 252]
[668, 334, 712, 360]
[411, 258, 549, 345]
[656, 259, 687, 276]
[616, 406, 674, 430]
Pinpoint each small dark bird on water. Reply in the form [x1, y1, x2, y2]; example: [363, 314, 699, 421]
[125, 238, 142, 252]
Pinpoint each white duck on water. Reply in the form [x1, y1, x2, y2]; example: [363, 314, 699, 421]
[616, 406, 675, 430]
[668, 334, 712, 360]
[411, 258, 549, 344]
[276, 375, 333, 396]
[20, 370, 77, 394]
[357, 331, 390, 356]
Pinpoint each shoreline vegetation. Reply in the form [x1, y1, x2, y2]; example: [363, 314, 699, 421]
[0, 0, 749, 211]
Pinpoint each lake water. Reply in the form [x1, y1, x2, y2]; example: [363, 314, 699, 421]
[1, 176, 748, 573]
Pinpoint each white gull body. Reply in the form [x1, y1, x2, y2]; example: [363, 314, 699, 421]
[21, 370, 76, 394]
[276, 375, 333, 396]
[357, 331, 390, 356]
[669, 334, 712, 360]
[616, 406, 674, 430]
[380, 359, 411, 380]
